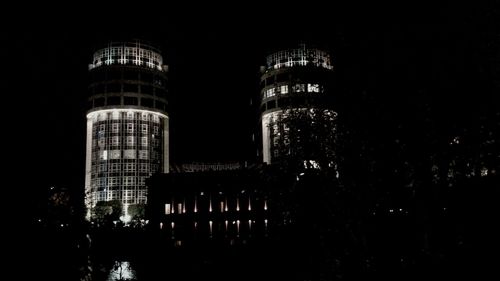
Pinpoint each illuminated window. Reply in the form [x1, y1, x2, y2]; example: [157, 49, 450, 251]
[112, 124, 119, 133]
[303, 160, 320, 169]
[265, 47, 333, 70]
[139, 177, 145, 185]
[98, 192, 106, 201]
[99, 150, 108, 160]
[124, 163, 136, 172]
[99, 178, 106, 187]
[141, 137, 148, 147]
[280, 85, 288, 94]
[111, 111, 120, 120]
[139, 150, 148, 160]
[98, 114, 107, 121]
[108, 177, 118, 186]
[127, 123, 134, 133]
[124, 177, 136, 186]
[111, 163, 120, 172]
[126, 136, 135, 146]
[124, 149, 136, 159]
[266, 88, 276, 98]
[110, 150, 120, 159]
[98, 164, 106, 172]
[481, 167, 488, 177]
[138, 190, 147, 201]
[139, 163, 149, 172]
[292, 84, 306, 93]
[307, 83, 320, 93]
[98, 138, 106, 147]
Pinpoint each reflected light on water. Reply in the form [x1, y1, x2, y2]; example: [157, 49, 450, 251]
[108, 261, 136, 281]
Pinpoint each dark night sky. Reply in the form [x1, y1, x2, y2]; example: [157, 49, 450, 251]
[7, 2, 499, 208]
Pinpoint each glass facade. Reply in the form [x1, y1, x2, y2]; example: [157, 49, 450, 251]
[88, 42, 164, 71]
[260, 45, 335, 164]
[85, 41, 169, 221]
[265, 44, 333, 71]
[86, 109, 168, 208]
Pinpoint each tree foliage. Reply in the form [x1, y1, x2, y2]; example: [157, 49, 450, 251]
[127, 204, 146, 220]
[268, 107, 339, 174]
[92, 200, 123, 223]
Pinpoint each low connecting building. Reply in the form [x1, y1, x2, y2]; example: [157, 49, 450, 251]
[146, 167, 278, 246]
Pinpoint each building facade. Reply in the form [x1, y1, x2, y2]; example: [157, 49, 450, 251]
[146, 168, 274, 246]
[85, 41, 169, 221]
[170, 161, 248, 173]
[259, 44, 337, 166]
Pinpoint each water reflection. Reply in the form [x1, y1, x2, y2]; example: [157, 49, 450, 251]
[107, 261, 136, 281]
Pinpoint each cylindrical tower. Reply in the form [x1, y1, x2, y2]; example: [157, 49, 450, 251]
[85, 41, 169, 221]
[259, 44, 336, 165]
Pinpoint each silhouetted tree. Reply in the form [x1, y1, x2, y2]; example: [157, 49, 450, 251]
[92, 200, 123, 224]
[127, 204, 146, 221]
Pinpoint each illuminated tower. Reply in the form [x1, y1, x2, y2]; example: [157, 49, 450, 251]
[85, 41, 169, 221]
[259, 44, 336, 166]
